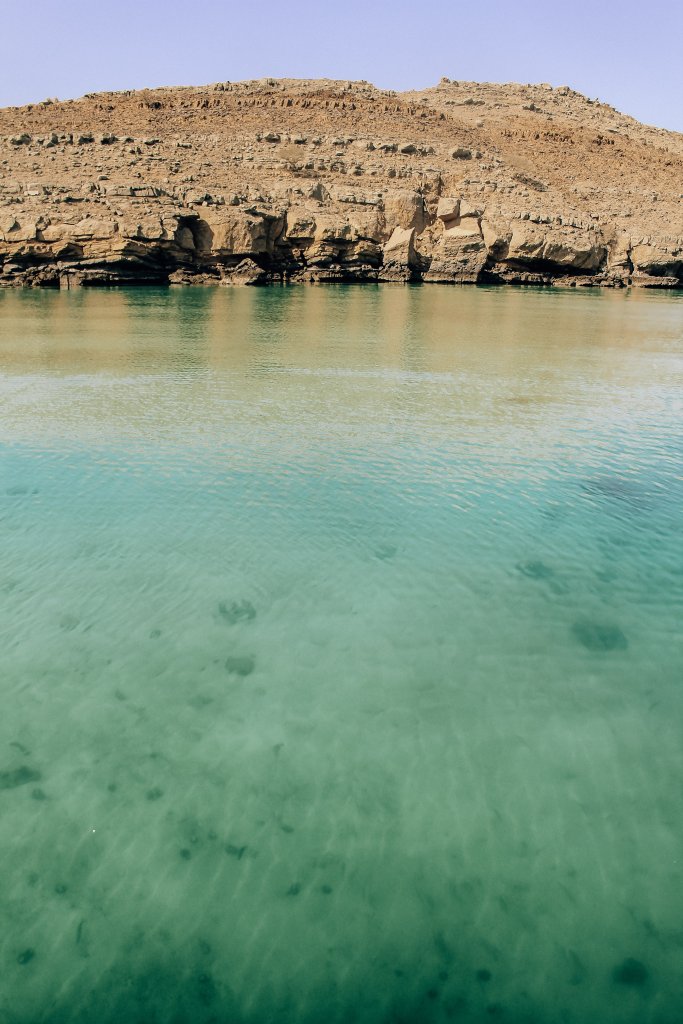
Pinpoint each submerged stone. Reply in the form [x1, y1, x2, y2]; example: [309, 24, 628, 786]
[218, 599, 256, 625]
[476, 969, 492, 983]
[0, 765, 42, 790]
[225, 843, 247, 860]
[17, 949, 35, 965]
[516, 559, 554, 580]
[225, 655, 255, 677]
[581, 475, 650, 509]
[613, 958, 649, 986]
[572, 619, 628, 652]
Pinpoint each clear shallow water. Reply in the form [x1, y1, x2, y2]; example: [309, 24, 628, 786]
[0, 285, 682, 1024]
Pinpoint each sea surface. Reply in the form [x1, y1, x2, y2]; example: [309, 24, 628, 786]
[0, 284, 681, 1024]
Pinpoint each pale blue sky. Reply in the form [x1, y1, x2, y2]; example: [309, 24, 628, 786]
[2, 0, 681, 131]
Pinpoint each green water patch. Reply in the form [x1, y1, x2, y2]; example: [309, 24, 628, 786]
[0, 286, 682, 1024]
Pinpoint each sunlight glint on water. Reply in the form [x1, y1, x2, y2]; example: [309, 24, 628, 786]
[0, 285, 682, 1024]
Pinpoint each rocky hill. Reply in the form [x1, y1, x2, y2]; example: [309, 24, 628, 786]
[1, 77, 681, 288]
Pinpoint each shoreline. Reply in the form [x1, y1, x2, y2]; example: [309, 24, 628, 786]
[2, 270, 680, 291]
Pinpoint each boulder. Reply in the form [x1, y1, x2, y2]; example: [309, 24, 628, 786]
[198, 208, 285, 255]
[481, 216, 513, 260]
[383, 189, 427, 234]
[436, 197, 460, 223]
[505, 223, 606, 272]
[3, 219, 38, 242]
[220, 258, 268, 285]
[606, 233, 632, 279]
[41, 223, 69, 243]
[343, 239, 383, 265]
[72, 217, 118, 240]
[424, 228, 487, 282]
[424, 201, 487, 282]
[286, 208, 317, 241]
[451, 148, 482, 160]
[630, 240, 682, 281]
[379, 226, 419, 281]
[460, 200, 484, 218]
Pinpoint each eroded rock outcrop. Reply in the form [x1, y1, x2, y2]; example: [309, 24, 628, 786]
[423, 199, 487, 282]
[0, 77, 681, 288]
[379, 227, 420, 281]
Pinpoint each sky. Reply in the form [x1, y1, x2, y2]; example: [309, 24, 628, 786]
[1, 0, 681, 132]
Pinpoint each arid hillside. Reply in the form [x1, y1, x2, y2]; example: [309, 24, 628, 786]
[1, 77, 681, 287]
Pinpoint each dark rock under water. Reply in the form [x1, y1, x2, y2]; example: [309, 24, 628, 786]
[0, 765, 42, 790]
[218, 600, 257, 625]
[225, 655, 256, 677]
[613, 958, 649, 986]
[571, 620, 628, 652]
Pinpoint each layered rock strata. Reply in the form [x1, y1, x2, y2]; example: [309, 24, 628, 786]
[0, 78, 681, 288]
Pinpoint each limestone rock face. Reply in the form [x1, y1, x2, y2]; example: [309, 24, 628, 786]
[220, 257, 268, 286]
[424, 198, 487, 282]
[504, 223, 607, 273]
[198, 208, 285, 256]
[383, 190, 427, 234]
[630, 240, 683, 281]
[0, 77, 681, 288]
[606, 233, 632, 275]
[481, 216, 513, 261]
[435, 197, 460, 222]
[379, 226, 420, 281]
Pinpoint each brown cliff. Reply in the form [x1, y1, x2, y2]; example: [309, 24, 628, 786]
[0, 77, 681, 288]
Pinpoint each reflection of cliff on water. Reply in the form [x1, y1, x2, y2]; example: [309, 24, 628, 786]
[0, 286, 681, 459]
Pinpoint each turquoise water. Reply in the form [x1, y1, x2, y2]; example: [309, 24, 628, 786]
[0, 285, 682, 1024]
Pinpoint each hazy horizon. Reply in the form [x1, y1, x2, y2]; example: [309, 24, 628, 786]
[1, 0, 681, 133]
